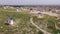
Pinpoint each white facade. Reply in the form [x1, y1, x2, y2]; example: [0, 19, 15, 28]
[10, 19, 13, 25]
[8, 17, 14, 25]
[16, 9, 19, 11]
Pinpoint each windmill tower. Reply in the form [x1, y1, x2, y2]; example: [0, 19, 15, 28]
[8, 17, 14, 25]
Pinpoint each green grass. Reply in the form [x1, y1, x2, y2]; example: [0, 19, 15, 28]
[0, 7, 59, 34]
[0, 7, 40, 34]
[32, 14, 59, 34]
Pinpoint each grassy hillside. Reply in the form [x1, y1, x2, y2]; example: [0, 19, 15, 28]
[0, 7, 40, 34]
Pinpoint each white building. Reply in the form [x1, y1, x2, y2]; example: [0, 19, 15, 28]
[36, 12, 43, 18]
[8, 17, 14, 25]
[16, 7, 20, 12]
[3, 6, 9, 9]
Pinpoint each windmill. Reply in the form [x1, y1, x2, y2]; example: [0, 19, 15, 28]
[7, 17, 14, 25]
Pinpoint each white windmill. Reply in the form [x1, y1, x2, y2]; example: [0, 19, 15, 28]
[8, 17, 14, 25]
[16, 7, 20, 12]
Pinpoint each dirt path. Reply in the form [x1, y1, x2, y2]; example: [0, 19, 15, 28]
[55, 23, 60, 30]
[30, 11, 58, 17]
[30, 18, 51, 34]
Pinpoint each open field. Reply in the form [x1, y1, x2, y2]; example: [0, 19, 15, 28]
[0, 7, 41, 34]
[0, 6, 60, 34]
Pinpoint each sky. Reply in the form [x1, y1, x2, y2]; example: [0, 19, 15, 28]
[0, 0, 60, 5]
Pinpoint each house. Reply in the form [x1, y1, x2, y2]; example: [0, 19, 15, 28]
[3, 6, 9, 9]
[16, 7, 20, 12]
[36, 11, 43, 18]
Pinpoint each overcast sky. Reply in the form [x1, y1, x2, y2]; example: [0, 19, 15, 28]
[0, 0, 60, 5]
